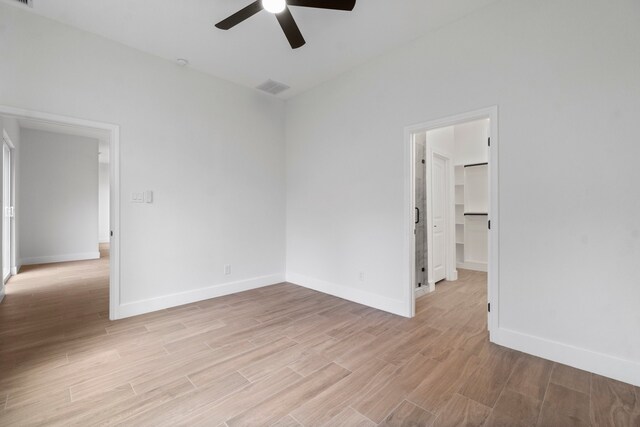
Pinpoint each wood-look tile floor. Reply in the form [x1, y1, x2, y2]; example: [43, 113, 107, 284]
[1, 247, 638, 426]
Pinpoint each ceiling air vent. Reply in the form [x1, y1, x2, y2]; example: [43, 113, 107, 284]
[13, 0, 33, 6]
[256, 79, 290, 96]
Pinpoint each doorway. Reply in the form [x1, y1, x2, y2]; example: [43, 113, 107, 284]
[0, 105, 121, 320]
[406, 106, 498, 337]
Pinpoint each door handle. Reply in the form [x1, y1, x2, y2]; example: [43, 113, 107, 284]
[415, 207, 420, 224]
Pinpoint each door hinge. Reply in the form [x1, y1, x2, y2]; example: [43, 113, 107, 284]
[110, 230, 113, 237]
[421, 159, 425, 164]
[488, 303, 491, 312]
[488, 137, 491, 147]
[488, 220, 491, 230]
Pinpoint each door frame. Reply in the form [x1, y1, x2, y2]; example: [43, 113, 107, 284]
[0, 105, 121, 320]
[425, 148, 455, 291]
[404, 106, 499, 339]
[2, 138, 12, 284]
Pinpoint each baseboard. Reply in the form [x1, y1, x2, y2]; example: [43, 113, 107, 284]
[457, 261, 487, 272]
[286, 272, 409, 317]
[116, 273, 286, 319]
[99, 239, 110, 244]
[21, 252, 101, 265]
[428, 280, 436, 292]
[414, 286, 431, 298]
[494, 327, 640, 387]
[0, 285, 4, 303]
[11, 265, 20, 275]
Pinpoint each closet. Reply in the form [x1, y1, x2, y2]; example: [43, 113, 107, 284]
[455, 163, 488, 272]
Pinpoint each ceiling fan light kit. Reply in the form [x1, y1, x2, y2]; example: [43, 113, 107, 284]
[262, 0, 287, 14]
[215, 0, 357, 49]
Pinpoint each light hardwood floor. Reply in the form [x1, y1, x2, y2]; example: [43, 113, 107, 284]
[0, 247, 638, 426]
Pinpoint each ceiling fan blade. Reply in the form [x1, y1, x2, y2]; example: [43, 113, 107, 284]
[275, 7, 306, 49]
[287, 0, 356, 11]
[215, 1, 263, 30]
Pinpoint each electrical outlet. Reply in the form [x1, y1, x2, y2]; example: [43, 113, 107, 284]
[224, 264, 231, 276]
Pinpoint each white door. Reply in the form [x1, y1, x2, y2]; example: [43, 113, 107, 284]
[431, 154, 447, 283]
[3, 142, 11, 282]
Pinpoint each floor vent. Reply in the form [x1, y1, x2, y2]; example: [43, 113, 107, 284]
[12, 0, 33, 6]
[256, 79, 290, 96]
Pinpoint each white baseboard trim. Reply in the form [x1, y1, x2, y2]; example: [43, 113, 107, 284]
[0, 285, 4, 303]
[21, 252, 101, 266]
[286, 272, 409, 317]
[11, 265, 20, 275]
[116, 273, 286, 319]
[414, 286, 431, 298]
[494, 327, 640, 387]
[99, 239, 110, 244]
[428, 280, 436, 292]
[457, 261, 488, 272]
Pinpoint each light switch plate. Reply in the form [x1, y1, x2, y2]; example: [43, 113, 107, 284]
[144, 190, 153, 204]
[131, 192, 144, 203]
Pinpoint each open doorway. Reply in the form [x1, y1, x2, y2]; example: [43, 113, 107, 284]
[406, 107, 498, 336]
[0, 106, 120, 320]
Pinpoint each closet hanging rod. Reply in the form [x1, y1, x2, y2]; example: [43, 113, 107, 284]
[464, 162, 488, 168]
[464, 213, 488, 216]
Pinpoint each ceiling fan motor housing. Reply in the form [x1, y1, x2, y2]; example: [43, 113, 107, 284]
[215, 0, 357, 49]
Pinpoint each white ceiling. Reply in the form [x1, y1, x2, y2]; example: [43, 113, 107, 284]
[18, 117, 110, 163]
[5, 0, 498, 98]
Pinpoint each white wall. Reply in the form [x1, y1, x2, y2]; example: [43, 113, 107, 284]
[98, 162, 109, 243]
[426, 126, 454, 158]
[286, 0, 640, 386]
[454, 119, 488, 166]
[19, 129, 99, 264]
[0, 3, 286, 316]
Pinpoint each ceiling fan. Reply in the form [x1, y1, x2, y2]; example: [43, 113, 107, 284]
[215, 0, 357, 49]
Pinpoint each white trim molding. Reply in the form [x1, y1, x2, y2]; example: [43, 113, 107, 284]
[456, 261, 488, 273]
[21, 252, 100, 266]
[117, 274, 285, 319]
[287, 272, 408, 317]
[494, 327, 640, 388]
